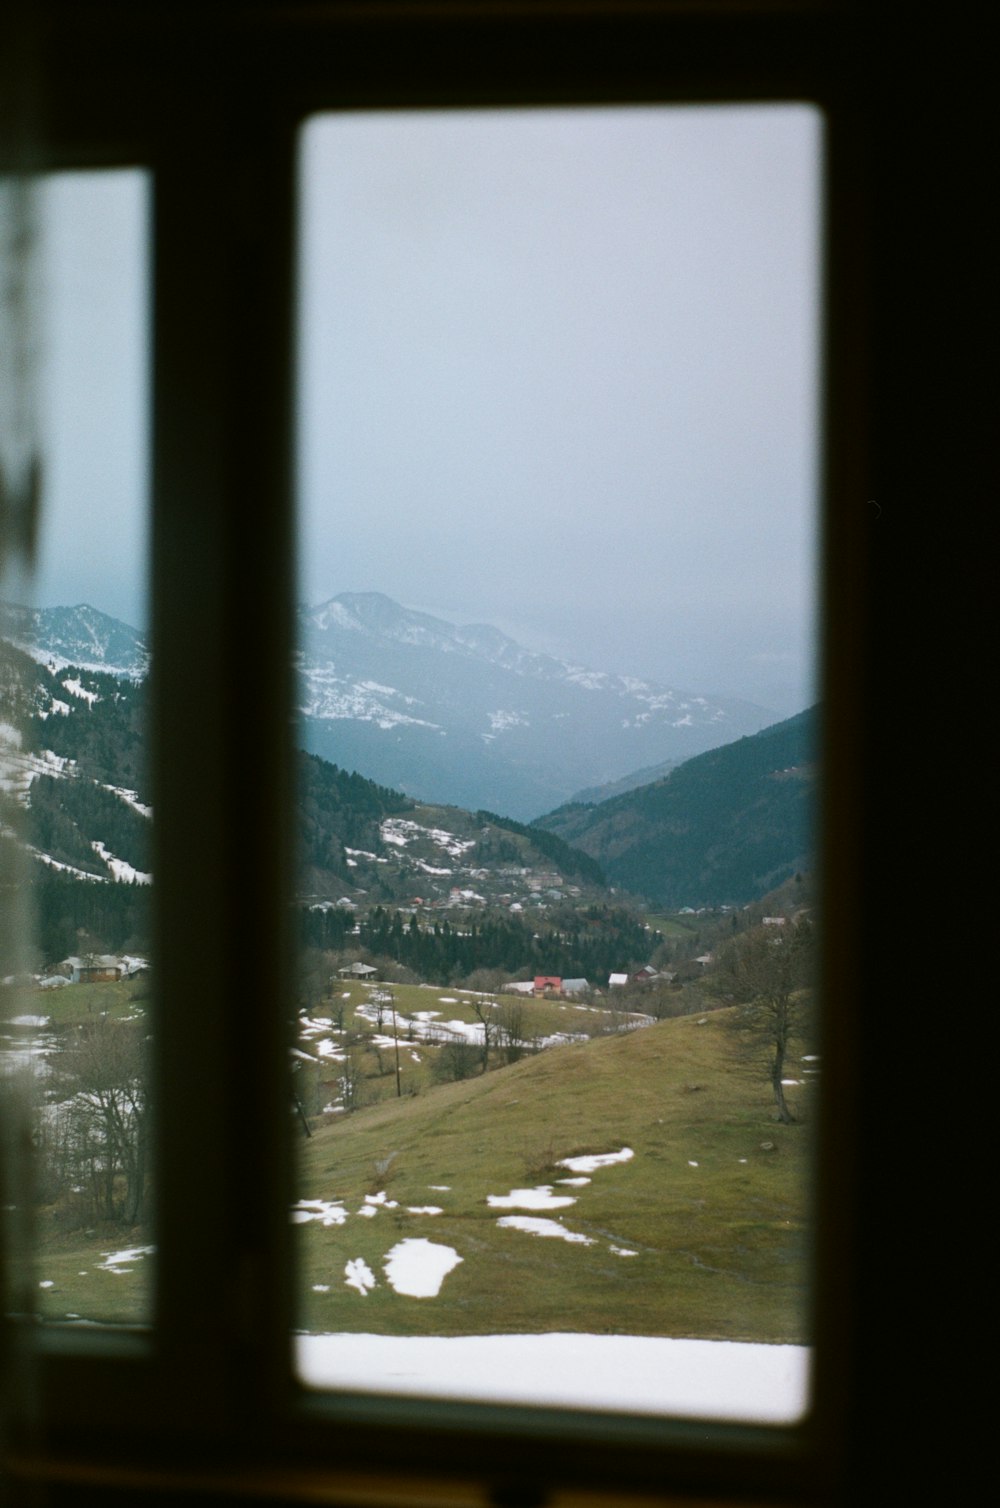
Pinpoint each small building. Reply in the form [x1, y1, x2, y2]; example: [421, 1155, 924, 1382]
[561, 977, 590, 997]
[338, 962, 378, 979]
[533, 975, 562, 997]
[63, 954, 127, 984]
[608, 972, 629, 988]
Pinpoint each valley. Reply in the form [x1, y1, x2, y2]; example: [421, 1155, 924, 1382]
[1, 601, 816, 1365]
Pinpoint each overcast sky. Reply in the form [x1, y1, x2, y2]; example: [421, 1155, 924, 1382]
[34, 105, 821, 715]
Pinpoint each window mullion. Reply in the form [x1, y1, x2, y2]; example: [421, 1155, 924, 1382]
[150, 110, 297, 1448]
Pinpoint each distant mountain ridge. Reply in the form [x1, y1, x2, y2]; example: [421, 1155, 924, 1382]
[3, 596, 786, 822]
[298, 591, 779, 820]
[0, 603, 149, 679]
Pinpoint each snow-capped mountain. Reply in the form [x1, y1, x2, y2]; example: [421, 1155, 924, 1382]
[0, 603, 149, 679]
[2, 593, 781, 824]
[298, 593, 778, 820]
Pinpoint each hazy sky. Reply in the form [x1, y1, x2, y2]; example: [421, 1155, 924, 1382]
[34, 170, 150, 628]
[34, 105, 821, 715]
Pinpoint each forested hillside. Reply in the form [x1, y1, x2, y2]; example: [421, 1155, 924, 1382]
[535, 708, 817, 909]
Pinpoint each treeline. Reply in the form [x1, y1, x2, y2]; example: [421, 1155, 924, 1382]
[27, 775, 149, 877]
[297, 751, 413, 880]
[476, 809, 606, 887]
[29, 869, 150, 962]
[536, 707, 817, 908]
[302, 901, 657, 986]
[24, 667, 147, 792]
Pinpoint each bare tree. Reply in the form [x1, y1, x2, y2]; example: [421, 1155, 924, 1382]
[431, 1031, 480, 1083]
[49, 1014, 150, 1225]
[495, 997, 530, 1064]
[715, 919, 814, 1124]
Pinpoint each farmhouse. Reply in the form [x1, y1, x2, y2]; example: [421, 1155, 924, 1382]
[60, 954, 129, 984]
[533, 975, 562, 997]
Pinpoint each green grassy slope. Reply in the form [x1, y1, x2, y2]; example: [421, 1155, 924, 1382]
[296, 1007, 813, 1343]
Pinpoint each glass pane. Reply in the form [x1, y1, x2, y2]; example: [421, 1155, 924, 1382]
[0, 170, 153, 1326]
[293, 106, 820, 1421]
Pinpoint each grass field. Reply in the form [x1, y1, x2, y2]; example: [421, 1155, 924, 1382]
[13, 980, 813, 1343]
[293, 1006, 813, 1344]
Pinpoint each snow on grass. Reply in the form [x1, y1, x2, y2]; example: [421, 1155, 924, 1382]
[610, 1246, 639, 1257]
[383, 1239, 463, 1298]
[291, 1199, 348, 1226]
[496, 1216, 594, 1245]
[406, 1206, 443, 1216]
[9, 1015, 51, 1027]
[380, 818, 476, 859]
[97, 1245, 154, 1274]
[487, 1186, 577, 1211]
[557, 1147, 634, 1175]
[345, 1259, 377, 1295]
[555, 1176, 590, 1187]
[296, 1333, 810, 1422]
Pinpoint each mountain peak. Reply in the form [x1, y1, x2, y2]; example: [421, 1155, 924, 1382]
[0, 603, 149, 679]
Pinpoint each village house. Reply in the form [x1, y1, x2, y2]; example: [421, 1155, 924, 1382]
[61, 954, 128, 984]
[561, 977, 590, 997]
[533, 976, 562, 997]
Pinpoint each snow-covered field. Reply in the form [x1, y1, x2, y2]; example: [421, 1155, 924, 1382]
[296, 1331, 810, 1423]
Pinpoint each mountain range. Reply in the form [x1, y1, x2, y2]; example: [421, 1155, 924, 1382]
[297, 592, 777, 819]
[1, 601, 814, 962]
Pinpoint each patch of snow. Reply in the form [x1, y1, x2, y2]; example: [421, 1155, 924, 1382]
[610, 1246, 639, 1257]
[102, 784, 152, 817]
[291, 1200, 348, 1227]
[555, 1177, 590, 1187]
[487, 1187, 576, 1211]
[383, 1238, 463, 1298]
[8, 1015, 50, 1027]
[557, 1148, 634, 1175]
[407, 1206, 443, 1216]
[496, 1216, 594, 1245]
[61, 678, 100, 705]
[345, 1259, 377, 1295]
[91, 841, 152, 885]
[486, 709, 528, 733]
[97, 1244, 154, 1274]
[364, 1191, 398, 1209]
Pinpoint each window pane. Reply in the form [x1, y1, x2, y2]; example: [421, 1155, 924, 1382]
[0, 170, 153, 1326]
[293, 107, 820, 1421]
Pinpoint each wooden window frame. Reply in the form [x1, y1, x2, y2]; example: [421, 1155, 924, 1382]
[5, 3, 910, 1503]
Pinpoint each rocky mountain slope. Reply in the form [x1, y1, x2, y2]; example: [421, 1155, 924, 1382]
[297, 592, 777, 820]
